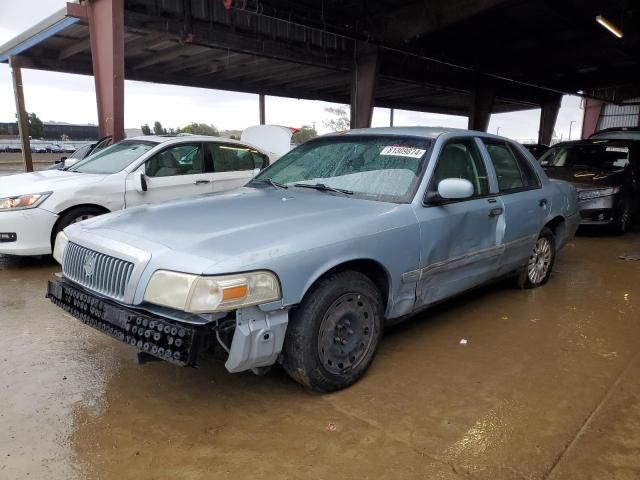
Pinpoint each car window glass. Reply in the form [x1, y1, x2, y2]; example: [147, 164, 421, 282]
[509, 144, 540, 187]
[253, 135, 433, 203]
[208, 144, 266, 172]
[431, 139, 489, 196]
[71, 141, 156, 174]
[483, 141, 525, 191]
[146, 143, 204, 178]
[539, 144, 630, 170]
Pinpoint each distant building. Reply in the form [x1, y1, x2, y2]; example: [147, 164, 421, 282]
[0, 121, 99, 140]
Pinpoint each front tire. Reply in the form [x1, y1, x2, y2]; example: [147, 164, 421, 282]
[51, 206, 105, 249]
[610, 198, 633, 236]
[516, 227, 556, 289]
[282, 271, 384, 392]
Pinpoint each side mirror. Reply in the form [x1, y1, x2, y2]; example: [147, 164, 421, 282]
[252, 167, 261, 177]
[428, 178, 474, 203]
[134, 171, 148, 192]
[60, 156, 67, 161]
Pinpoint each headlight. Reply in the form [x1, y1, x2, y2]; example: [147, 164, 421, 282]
[577, 186, 619, 200]
[52, 231, 68, 265]
[0, 192, 52, 211]
[144, 270, 281, 313]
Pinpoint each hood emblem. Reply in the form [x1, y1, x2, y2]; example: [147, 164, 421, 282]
[83, 254, 96, 277]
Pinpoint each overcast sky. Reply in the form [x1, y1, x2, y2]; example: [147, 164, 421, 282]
[0, 0, 584, 142]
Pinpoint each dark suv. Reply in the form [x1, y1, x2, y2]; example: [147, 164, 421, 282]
[539, 139, 639, 234]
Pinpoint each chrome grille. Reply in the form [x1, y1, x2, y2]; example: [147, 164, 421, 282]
[63, 242, 134, 301]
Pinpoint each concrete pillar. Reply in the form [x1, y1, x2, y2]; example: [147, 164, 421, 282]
[538, 95, 562, 145]
[350, 42, 379, 129]
[468, 75, 495, 132]
[581, 98, 604, 139]
[87, 0, 125, 142]
[9, 56, 33, 172]
[259, 94, 266, 125]
[390, 108, 395, 127]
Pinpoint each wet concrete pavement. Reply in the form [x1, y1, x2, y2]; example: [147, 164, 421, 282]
[1, 231, 640, 479]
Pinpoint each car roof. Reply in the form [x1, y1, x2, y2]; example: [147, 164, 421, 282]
[332, 126, 510, 141]
[126, 134, 266, 151]
[549, 138, 640, 148]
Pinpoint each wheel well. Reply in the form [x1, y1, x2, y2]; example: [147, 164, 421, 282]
[545, 216, 565, 239]
[50, 204, 110, 246]
[309, 260, 390, 309]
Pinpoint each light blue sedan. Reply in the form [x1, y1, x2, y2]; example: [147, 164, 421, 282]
[48, 127, 579, 392]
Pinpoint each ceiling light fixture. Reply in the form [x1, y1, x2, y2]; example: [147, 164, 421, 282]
[596, 15, 623, 38]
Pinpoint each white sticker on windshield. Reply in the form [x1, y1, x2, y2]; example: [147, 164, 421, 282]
[381, 146, 426, 158]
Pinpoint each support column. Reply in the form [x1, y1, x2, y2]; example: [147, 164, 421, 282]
[87, 0, 125, 142]
[9, 56, 33, 172]
[259, 94, 266, 125]
[350, 42, 379, 129]
[538, 95, 562, 145]
[389, 108, 395, 127]
[468, 75, 495, 132]
[580, 97, 603, 139]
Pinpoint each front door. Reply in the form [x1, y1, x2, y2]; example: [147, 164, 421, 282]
[125, 142, 214, 207]
[414, 137, 504, 309]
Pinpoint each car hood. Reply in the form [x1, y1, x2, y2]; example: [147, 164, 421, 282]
[0, 169, 105, 197]
[543, 167, 625, 190]
[70, 187, 407, 274]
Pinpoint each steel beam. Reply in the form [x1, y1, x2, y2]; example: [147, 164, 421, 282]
[87, 0, 125, 142]
[259, 94, 266, 125]
[468, 75, 495, 132]
[538, 95, 562, 145]
[581, 98, 603, 139]
[350, 42, 379, 129]
[9, 56, 33, 172]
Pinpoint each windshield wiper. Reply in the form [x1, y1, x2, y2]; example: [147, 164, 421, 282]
[293, 183, 353, 195]
[252, 178, 288, 189]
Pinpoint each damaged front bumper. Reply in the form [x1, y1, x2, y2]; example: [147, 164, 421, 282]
[46, 278, 289, 372]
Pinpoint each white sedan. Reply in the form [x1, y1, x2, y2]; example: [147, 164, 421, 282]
[0, 130, 289, 256]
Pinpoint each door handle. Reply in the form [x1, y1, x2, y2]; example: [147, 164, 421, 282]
[538, 198, 548, 207]
[488, 207, 504, 217]
[194, 179, 211, 185]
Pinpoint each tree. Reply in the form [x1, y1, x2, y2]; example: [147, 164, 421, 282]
[322, 106, 350, 132]
[153, 121, 166, 135]
[292, 125, 318, 144]
[27, 112, 44, 139]
[180, 123, 219, 136]
[141, 124, 151, 135]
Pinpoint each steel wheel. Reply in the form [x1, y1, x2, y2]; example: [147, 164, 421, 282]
[527, 237, 552, 285]
[317, 293, 376, 375]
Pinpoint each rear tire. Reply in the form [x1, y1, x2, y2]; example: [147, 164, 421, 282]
[51, 206, 105, 249]
[610, 198, 633, 236]
[282, 271, 384, 392]
[516, 227, 556, 289]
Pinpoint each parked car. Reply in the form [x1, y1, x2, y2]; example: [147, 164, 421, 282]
[589, 127, 640, 141]
[0, 132, 286, 256]
[47, 127, 579, 392]
[48, 137, 112, 170]
[31, 144, 48, 153]
[47, 144, 63, 153]
[61, 144, 76, 153]
[522, 143, 549, 159]
[539, 139, 639, 234]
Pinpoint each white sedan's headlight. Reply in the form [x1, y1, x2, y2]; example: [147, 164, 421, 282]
[0, 192, 52, 211]
[577, 186, 619, 200]
[52, 231, 69, 265]
[144, 270, 281, 313]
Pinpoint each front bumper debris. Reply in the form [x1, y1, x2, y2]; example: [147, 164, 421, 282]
[47, 279, 203, 366]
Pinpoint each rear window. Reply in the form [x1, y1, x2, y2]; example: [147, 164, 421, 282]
[539, 144, 630, 170]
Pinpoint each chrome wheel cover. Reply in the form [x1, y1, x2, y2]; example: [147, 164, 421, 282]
[527, 237, 552, 285]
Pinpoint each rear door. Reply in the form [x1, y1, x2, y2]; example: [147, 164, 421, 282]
[125, 142, 215, 207]
[480, 139, 547, 275]
[206, 142, 269, 193]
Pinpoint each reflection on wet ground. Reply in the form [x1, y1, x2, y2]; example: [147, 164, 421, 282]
[1, 231, 640, 479]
